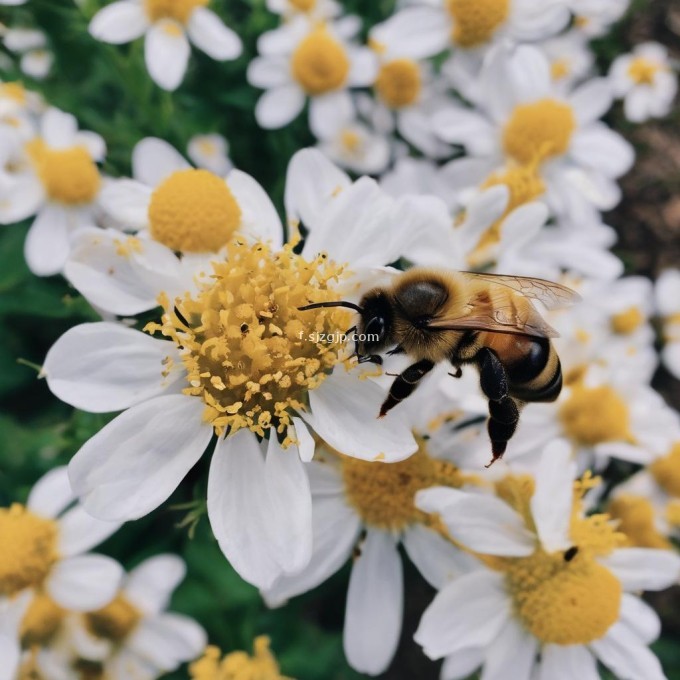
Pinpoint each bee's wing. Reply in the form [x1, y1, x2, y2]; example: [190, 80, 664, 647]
[459, 272, 581, 310]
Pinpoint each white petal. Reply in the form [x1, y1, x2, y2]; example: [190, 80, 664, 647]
[600, 548, 680, 591]
[570, 125, 635, 178]
[123, 554, 186, 616]
[99, 179, 151, 229]
[290, 417, 315, 463]
[41, 108, 77, 148]
[655, 269, 680, 316]
[27, 466, 74, 519]
[304, 371, 418, 462]
[431, 108, 496, 155]
[58, 505, 122, 556]
[21, 50, 53, 80]
[255, 85, 305, 130]
[47, 554, 123, 611]
[370, 7, 449, 60]
[508, 44, 552, 104]
[133, 137, 190, 186]
[481, 618, 537, 680]
[44, 322, 177, 412]
[619, 593, 661, 644]
[415, 570, 510, 659]
[0, 175, 44, 224]
[247, 56, 291, 89]
[144, 21, 190, 91]
[0, 636, 20, 680]
[186, 7, 241, 60]
[569, 78, 613, 124]
[344, 530, 403, 675]
[76, 131, 107, 162]
[539, 644, 599, 680]
[416, 487, 535, 556]
[24, 205, 71, 276]
[69, 395, 211, 520]
[207, 431, 281, 589]
[89, 0, 149, 44]
[441, 647, 486, 680]
[309, 91, 353, 139]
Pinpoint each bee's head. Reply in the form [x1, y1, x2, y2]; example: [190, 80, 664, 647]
[357, 289, 394, 353]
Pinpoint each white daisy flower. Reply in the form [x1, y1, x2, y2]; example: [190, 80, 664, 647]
[432, 44, 634, 228]
[610, 42, 678, 123]
[0, 466, 123, 613]
[569, 0, 630, 38]
[186, 133, 232, 176]
[2, 28, 53, 79]
[0, 80, 41, 141]
[248, 16, 377, 137]
[0, 106, 105, 276]
[43, 149, 455, 590]
[538, 29, 595, 93]
[263, 436, 480, 676]
[89, 0, 242, 91]
[415, 442, 680, 680]
[655, 268, 680, 379]
[0, 592, 31, 680]
[266, 0, 340, 21]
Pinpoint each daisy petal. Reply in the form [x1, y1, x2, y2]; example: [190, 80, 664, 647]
[619, 593, 661, 645]
[441, 647, 485, 680]
[186, 7, 242, 61]
[291, 417, 315, 463]
[123, 554, 186, 616]
[24, 204, 71, 276]
[133, 137, 190, 186]
[539, 644, 599, 680]
[255, 85, 305, 130]
[89, 0, 149, 44]
[309, 91, 353, 139]
[27, 466, 74, 519]
[144, 21, 190, 91]
[569, 78, 613, 124]
[600, 548, 680, 591]
[481, 618, 538, 680]
[0, 637, 20, 680]
[58, 505, 122, 556]
[98, 179, 151, 229]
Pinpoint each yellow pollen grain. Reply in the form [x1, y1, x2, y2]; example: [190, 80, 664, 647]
[502, 99, 576, 166]
[189, 637, 290, 680]
[148, 169, 242, 253]
[114, 236, 143, 257]
[26, 139, 100, 205]
[611, 306, 644, 335]
[0, 81, 27, 104]
[144, 0, 208, 23]
[559, 384, 635, 447]
[289, 0, 316, 12]
[649, 443, 680, 498]
[85, 594, 142, 642]
[550, 59, 571, 81]
[291, 27, 350, 95]
[20, 592, 65, 646]
[607, 495, 671, 549]
[627, 57, 661, 85]
[341, 440, 473, 531]
[375, 58, 422, 109]
[146, 240, 351, 438]
[0, 504, 59, 597]
[446, 0, 510, 48]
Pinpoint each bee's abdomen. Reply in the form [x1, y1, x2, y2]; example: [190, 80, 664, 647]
[507, 338, 562, 403]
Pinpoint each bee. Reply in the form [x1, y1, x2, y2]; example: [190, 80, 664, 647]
[300, 269, 579, 466]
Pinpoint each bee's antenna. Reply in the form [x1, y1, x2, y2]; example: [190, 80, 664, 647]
[298, 301, 364, 313]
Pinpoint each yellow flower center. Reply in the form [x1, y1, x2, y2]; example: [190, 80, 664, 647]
[341, 440, 473, 531]
[148, 169, 242, 253]
[550, 59, 571, 81]
[20, 593, 65, 646]
[559, 385, 635, 447]
[610, 306, 644, 335]
[0, 81, 27, 104]
[340, 129, 362, 153]
[26, 139, 101, 205]
[650, 443, 680, 498]
[147, 240, 351, 438]
[502, 99, 576, 166]
[0, 504, 59, 597]
[627, 57, 660, 85]
[289, 0, 316, 12]
[291, 27, 350, 96]
[85, 594, 142, 642]
[666, 500, 680, 527]
[190, 637, 288, 680]
[446, 0, 510, 48]
[375, 58, 422, 109]
[144, 0, 208, 23]
[607, 495, 671, 549]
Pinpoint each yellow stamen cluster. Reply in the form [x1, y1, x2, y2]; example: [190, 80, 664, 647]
[291, 27, 350, 95]
[649, 443, 680, 498]
[0, 81, 27, 104]
[611, 306, 644, 335]
[502, 99, 576, 166]
[85, 594, 142, 642]
[20, 593, 65, 646]
[147, 240, 351, 438]
[446, 0, 510, 47]
[375, 59, 422, 109]
[0, 504, 59, 597]
[559, 384, 635, 447]
[26, 139, 101, 205]
[340, 129, 362, 153]
[341, 440, 476, 531]
[144, 0, 208, 23]
[190, 637, 290, 680]
[148, 169, 242, 253]
[607, 495, 671, 549]
[550, 59, 571, 81]
[627, 57, 660, 85]
[289, 0, 316, 12]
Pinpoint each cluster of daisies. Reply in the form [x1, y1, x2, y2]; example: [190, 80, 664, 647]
[1, 0, 680, 678]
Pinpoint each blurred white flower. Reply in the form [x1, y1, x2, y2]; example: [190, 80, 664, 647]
[266, 0, 340, 21]
[655, 269, 680, 379]
[317, 118, 391, 175]
[186, 133, 232, 176]
[1, 28, 53, 80]
[569, 0, 630, 38]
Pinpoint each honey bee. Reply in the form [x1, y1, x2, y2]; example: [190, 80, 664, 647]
[300, 269, 580, 466]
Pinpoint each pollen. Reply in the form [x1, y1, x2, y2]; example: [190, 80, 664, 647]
[26, 139, 101, 205]
[341, 440, 474, 531]
[550, 59, 571, 81]
[610, 306, 644, 335]
[627, 57, 660, 85]
[446, 0, 510, 48]
[502, 99, 576, 166]
[340, 129, 362, 153]
[649, 443, 680, 498]
[20, 593, 65, 646]
[0, 81, 27, 104]
[0, 504, 59, 597]
[85, 594, 142, 642]
[559, 384, 635, 447]
[148, 169, 242, 253]
[189, 637, 288, 680]
[291, 27, 350, 96]
[289, 0, 316, 12]
[607, 495, 671, 549]
[144, 0, 208, 24]
[146, 239, 351, 438]
[375, 58, 422, 109]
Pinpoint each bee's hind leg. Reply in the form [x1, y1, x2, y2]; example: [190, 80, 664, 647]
[485, 397, 520, 467]
[379, 359, 434, 417]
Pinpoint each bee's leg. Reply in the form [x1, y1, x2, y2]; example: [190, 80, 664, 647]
[379, 359, 434, 417]
[358, 354, 383, 365]
[387, 345, 405, 356]
[477, 348, 508, 402]
[485, 397, 520, 467]
[448, 366, 462, 379]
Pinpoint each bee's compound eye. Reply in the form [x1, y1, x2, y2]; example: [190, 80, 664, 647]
[365, 316, 385, 340]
